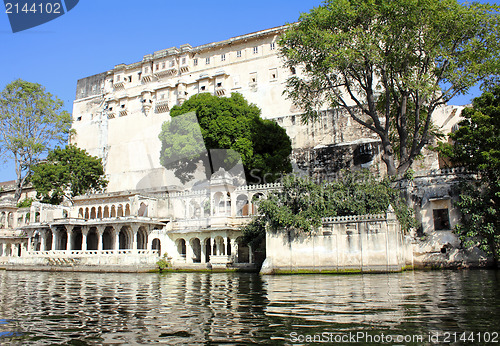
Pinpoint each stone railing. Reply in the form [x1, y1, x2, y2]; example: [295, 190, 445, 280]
[322, 213, 386, 223]
[26, 249, 158, 257]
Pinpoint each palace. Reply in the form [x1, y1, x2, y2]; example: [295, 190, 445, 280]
[0, 26, 483, 271]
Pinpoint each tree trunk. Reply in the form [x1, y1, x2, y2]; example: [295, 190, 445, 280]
[381, 142, 397, 177]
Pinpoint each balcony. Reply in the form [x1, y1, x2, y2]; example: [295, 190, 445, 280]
[155, 100, 169, 114]
[113, 81, 124, 90]
[141, 73, 153, 84]
[154, 68, 177, 79]
[179, 64, 189, 74]
[215, 86, 226, 96]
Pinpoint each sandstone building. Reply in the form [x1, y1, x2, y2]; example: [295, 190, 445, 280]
[0, 26, 477, 270]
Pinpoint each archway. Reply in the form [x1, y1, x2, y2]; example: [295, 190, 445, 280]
[236, 194, 249, 216]
[103, 206, 110, 218]
[237, 237, 249, 263]
[152, 238, 161, 256]
[71, 228, 83, 250]
[87, 228, 98, 250]
[137, 227, 148, 249]
[204, 238, 211, 263]
[102, 227, 114, 250]
[57, 228, 67, 250]
[117, 205, 124, 217]
[119, 227, 131, 249]
[176, 238, 186, 258]
[138, 202, 148, 217]
[44, 230, 53, 251]
[191, 238, 201, 263]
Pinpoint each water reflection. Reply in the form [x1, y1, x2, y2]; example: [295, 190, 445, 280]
[0, 270, 498, 344]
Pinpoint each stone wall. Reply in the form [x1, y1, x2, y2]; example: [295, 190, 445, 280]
[261, 207, 412, 274]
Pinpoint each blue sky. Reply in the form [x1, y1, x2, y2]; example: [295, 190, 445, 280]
[0, 0, 498, 182]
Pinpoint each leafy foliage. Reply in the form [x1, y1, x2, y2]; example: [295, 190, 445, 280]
[159, 93, 292, 184]
[30, 145, 108, 205]
[0, 79, 73, 200]
[279, 0, 500, 176]
[16, 197, 33, 208]
[437, 85, 500, 263]
[243, 171, 416, 246]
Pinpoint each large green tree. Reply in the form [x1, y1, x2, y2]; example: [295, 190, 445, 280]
[159, 93, 292, 184]
[437, 85, 500, 264]
[279, 0, 500, 176]
[30, 145, 108, 205]
[0, 79, 73, 200]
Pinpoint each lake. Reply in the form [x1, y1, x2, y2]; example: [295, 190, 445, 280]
[0, 270, 499, 345]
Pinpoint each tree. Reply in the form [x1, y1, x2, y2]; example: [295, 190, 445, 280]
[160, 93, 292, 184]
[437, 85, 500, 264]
[243, 170, 416, 247]
[279, 0, 500, 176]
[0, 79, 73, 201]
[30, 145, 108, 205]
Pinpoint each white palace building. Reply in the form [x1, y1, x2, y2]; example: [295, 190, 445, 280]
[0, 25, 474, 272]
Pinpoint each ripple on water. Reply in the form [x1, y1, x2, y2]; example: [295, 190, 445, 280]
[0, 270, 498, 344]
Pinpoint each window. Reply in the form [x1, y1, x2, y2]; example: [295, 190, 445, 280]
[144, 66, 149, 73]
[193, 58, 198, 66]
[250, 72, 257, 84]
[269, 68, 278, 81]
[233, 75, 240, 88]
[170, 60, 174, 67]
[270, 42, 276, 50]
[221, 54, 226, 62]
[116, 75, 120, 82]
[236, 50, 242, 58]
[162, 62, 166, 69]
[160, 93, 165, 100]
[200, 86, 206, 91]
[76, 116, 82, 121]
[290, 67, 296, 75]
[205, 57, 210, 65]
[156, 63, 159, 70]
[433, 209, 451, 230]
[127, 76, 132, 82]
[216, 82, 222, 88]
[182, 57, 186, 64]
[253, 46, 258, 54]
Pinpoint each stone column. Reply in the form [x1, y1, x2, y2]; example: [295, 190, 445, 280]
[223, 237, 228, 256]
[114, 229, 120, 251]
[40, 231, 45, 252]
[2, 243, 6, 256]
[11, 244, 16, 257]
[26, 237, 31, 253]
[131, 225, 139, 250]
[185, 237, 193, 263]
[51, 228, 57, 251]
[82, 226, 88, 251]
[97, 226, 104, 251]
[67, 229, 72, 251]
[230, 193, 236, 217]
[231, 238, 238, 263]
[200, 238, 207, 264]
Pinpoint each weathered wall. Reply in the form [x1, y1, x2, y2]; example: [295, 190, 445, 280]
[262, 208, 412, 273]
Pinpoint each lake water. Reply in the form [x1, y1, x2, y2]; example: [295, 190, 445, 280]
[0, 270, 499, 345]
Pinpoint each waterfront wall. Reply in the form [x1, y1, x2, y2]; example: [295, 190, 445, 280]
[261, 207, 412, 273]
[4, 249, 159, 272]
